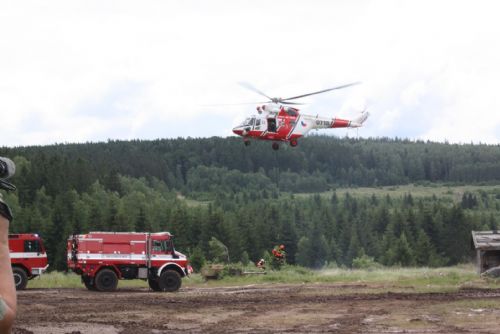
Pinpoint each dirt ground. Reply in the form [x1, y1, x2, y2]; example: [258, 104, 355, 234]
[13, 283, 500, 334]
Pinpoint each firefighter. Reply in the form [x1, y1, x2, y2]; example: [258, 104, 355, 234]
[256, 258, 266, 270]
[271, 244, 286, 270]
[0, 195, 16, 333]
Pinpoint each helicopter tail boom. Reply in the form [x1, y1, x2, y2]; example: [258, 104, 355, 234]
[347, 111, 369, 128]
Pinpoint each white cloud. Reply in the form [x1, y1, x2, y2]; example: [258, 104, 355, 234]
[1, 0, 500, 146]
[401, 81, 428, 107]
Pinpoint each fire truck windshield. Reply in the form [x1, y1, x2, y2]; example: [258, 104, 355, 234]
[152, 239, 173, 253]
[24, 240, 41, 253]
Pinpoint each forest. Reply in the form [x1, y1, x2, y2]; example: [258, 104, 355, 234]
[2, 135, 500, 271]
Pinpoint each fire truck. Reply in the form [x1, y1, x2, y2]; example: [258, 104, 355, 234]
[9, 234, 49, 290]
[67, 232, 190, 292]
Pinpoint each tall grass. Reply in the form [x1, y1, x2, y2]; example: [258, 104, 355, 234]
[27, 272, 84, 289]
[294, 184, 500, 201]
[24, 265, 499, 293]
[194, 264, 500, 293]
[26, 272, 150, 289]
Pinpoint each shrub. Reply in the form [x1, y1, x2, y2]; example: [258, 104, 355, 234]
[352, 255, 383, 270]
[220, 263, 244, 278]
[208, 237, 229, 263]
[189, 247, 206, 272]
[240, 251, 250, 266]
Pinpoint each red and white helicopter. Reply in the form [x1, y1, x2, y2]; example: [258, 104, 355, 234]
[232, 82, 369, 150]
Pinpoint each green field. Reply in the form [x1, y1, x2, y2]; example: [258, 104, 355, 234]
[180, 184, 500, 206]
[27, 265, 500, 294]
[295, 183, 500, 201]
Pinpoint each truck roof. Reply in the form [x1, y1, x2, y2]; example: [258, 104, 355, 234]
[84, 231, 172, 236]
[9, 234, 42, 240]
[71, 232, 173, 242]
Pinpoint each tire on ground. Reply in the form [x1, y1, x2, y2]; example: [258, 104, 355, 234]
[158, 270, 182, 292]
[94, 268, 118, 292]
[148, 277, 161, 291]
[13, 267, 28, 290]
[82, 275, 96, 291]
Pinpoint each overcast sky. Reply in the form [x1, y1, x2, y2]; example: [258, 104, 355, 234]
[1, 0, 499, 147]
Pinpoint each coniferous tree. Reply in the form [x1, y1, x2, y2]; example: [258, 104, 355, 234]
[296, 236, 313, 267]
[394, 233, 416, 266]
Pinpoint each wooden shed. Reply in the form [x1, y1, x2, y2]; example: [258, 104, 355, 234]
[471, 230, 500, 276]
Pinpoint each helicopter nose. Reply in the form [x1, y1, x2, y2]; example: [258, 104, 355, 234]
[232, 127, 242, 136]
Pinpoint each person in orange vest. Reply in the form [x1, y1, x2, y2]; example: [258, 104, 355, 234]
[271, 244, 286, 270]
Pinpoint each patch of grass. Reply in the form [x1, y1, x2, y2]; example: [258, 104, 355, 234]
[27, 265, 497, 294]
[27, 272, 84, 289]
[176, 193, 211, 207]
[27, 272, 161, 289]
[315, 265, 482, 292]
[294, 184, 500, 202]
[184, 199, 211, 207]
[27, 271, 210, 289]
[192, 264, 495, 293]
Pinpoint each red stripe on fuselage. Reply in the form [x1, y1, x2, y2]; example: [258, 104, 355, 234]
[332, 119, 350, 128]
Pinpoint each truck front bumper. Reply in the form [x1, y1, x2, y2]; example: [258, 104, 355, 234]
[31, 264, 49, 276]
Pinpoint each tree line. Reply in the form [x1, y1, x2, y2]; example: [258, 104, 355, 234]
[2, 136, 500, 270]
[3, 136, 500, 198]
[3, 176, 497, 270]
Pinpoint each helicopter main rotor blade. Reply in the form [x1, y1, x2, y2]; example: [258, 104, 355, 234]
[201, 102, 268, 107]
[280, 101, 304, 105]
[282, 81, 361, 101]
[238, 82, 273, 101]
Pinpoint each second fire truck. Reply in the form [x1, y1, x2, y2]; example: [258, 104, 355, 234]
[9, 234, 49, 290]
[67, 232, 190, 292]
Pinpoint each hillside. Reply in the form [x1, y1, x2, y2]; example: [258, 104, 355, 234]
[2, 136, 500, 271]
[2, 136, 500, 197]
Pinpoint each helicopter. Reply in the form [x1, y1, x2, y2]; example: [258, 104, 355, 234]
[232, 82, 369, 150]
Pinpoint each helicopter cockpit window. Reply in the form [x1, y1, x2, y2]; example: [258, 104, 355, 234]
[255, 119, 261, 126]
[240, 118, 251, 127]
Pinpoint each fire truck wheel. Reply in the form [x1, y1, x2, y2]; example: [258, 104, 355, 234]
[94, 269, 118, 292]
[148, 278, 161, 291]
[82, 276, 96, 291]
[13, 267, 28, 290]
[158, 270, 182, 292]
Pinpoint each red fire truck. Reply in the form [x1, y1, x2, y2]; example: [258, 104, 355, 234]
[67, 232, 191, 292]
[9, 234, 49, 290]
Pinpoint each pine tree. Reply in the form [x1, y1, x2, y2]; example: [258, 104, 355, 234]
[346, 224, 364, 266]
[135, 207, 147, 232]
[414, 229, 433, 266]
[296, 236, 313, 267]
[394, 233, 415, 266]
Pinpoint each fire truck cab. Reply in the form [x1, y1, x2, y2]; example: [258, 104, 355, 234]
[9, 234, 49, 290]
[67, 232, 190, 292]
